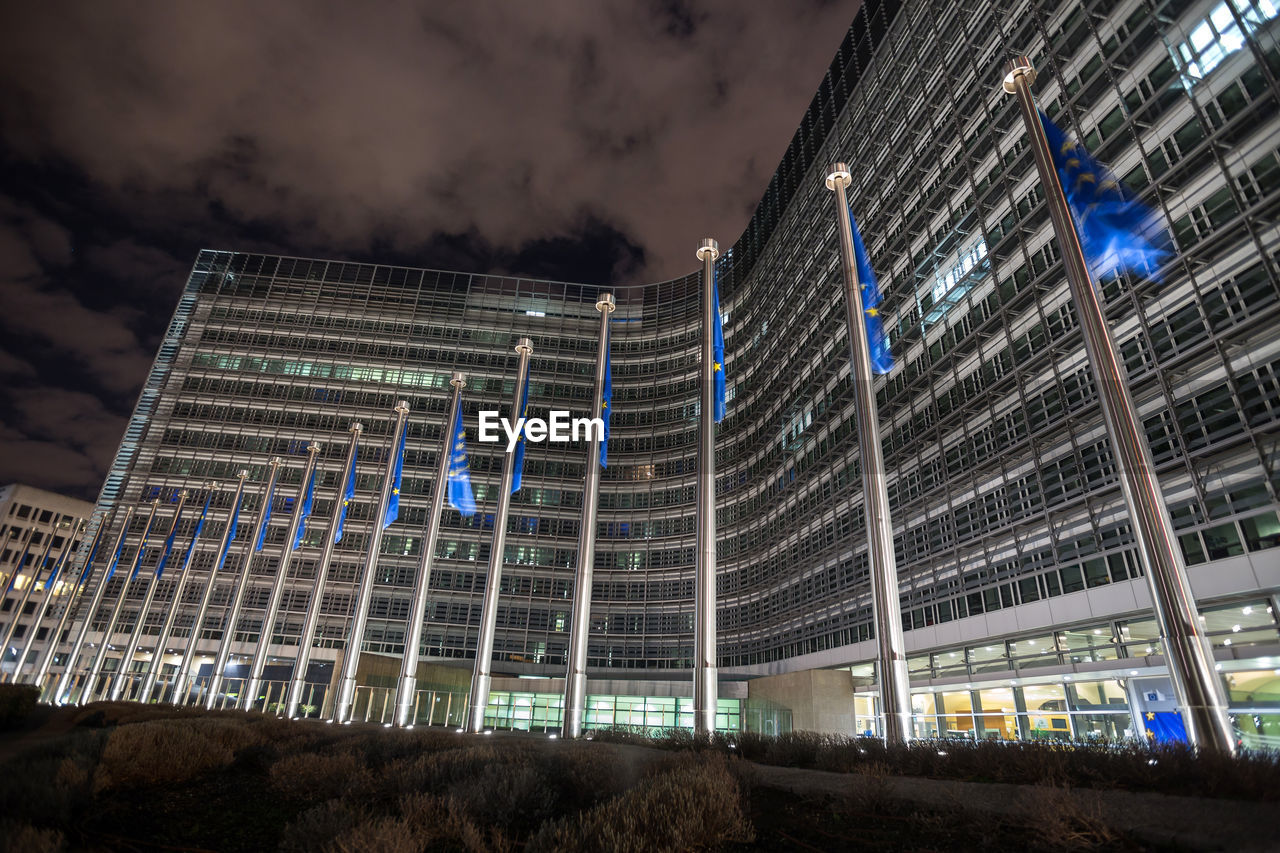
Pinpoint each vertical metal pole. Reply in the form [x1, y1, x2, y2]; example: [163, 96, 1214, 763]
[286, 423, 362, 718]
[109, 492, 188, 701]
[0, 523, 61, 678]
[244, 445, 321, 710]
[694, 239, 720, 737]
[1002, 57, 1234, 753]
[25, 518, 88, 690]
[10, 521, 76, 684]
[825, 165, 913, 744]
[466, 338, 534, 733]
[54, 508, 130, 705]
[85, 500, 161, 703]
[334, 403, 410, 723]
[395, 375, 466, 727]
[141, 483, 216, 703]
[207, 459, 283, 708]
[563, 294, 614, 738]
[174, 472, 248, 706]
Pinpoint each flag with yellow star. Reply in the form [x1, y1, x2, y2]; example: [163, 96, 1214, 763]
[294, 463, 317, 549]
[214, 488, 243, 571]
[383, 420, 408, 528]
[600, 330, 612, 466]
[847, 207, 894, 375]
[510, 370, 532, 493]
[712, 271, 726, 423]
[255, 478, 277, 551]
[1040, 110, 1172, 283]
[333, 441, 359, 544]
[447, 400, 477, 516]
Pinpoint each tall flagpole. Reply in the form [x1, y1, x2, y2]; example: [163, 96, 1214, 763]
[207, 459, 282, 709]
[694, 239, 720, 736]
[826, 164, 912, 744]
[563, 294, 613, 738]
[174, 472, 248, 706]
[395, 376, 465, 727]
[109, 492, 188, 701]
[54, 507, 133, 705]
[0, 523, 61, 677]
[1002, 57, 1234, 753]
[334, 402, 410, 723]
[466, 338, 534, 733]
[84, 500, 161, 704]
[244, 444, 320, 711]
[140, 484, 215, 704]
[17, 519, 82, 684]
[31, 519, 96, 695]
[285, 422, 361, 719]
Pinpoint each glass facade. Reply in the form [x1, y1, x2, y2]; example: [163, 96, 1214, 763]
[51, 0, 1279, 722]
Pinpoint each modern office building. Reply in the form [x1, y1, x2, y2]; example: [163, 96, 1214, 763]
[49, 0, 1279, 743]
[0, 484, 95, 676]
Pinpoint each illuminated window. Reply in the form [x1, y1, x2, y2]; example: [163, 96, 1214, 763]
[1174, 0, 1278, 84]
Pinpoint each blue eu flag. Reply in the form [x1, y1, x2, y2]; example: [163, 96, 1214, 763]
[599, 338, 612, 467]
[128, 512, 159, 582]
[333, 448, 358, 544]
[255, 480, 277, 551]
[712, 273, 726, 423]
[1145, 710, 1187, 744]
[214, 491, 243, 573]
[848, 209, 895, 375]
[447, 402, 477, 516]
[173, 492, 213, 578]
[1040, 111, 1172, 283]
[510, 371, 532, 493]
[294, 464, 317, 548]
[383, 423, 407, 528]
[153, 506, 185, 578]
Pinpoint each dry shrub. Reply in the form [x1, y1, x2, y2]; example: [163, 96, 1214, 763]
[400, 792, 513, 853]
[0, 729, 105, 826]
[849, 760, 894, 814]
[269, 749, 373, 802]
[543, 743, 634, 811]
[1020, 785, 1118, 851]
[447, 759, 555, 833]
[528, 753, 754, 852]
[0, 684, 41, 730]
[0, 820, 65, 853]
[279, 799, 370, 853]
[92, 717, 264, 790]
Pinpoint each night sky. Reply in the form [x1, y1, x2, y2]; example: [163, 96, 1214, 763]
[0, 1, 858, 501]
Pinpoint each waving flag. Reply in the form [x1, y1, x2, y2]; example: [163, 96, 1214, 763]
[712, 274, 726, 423]
[447, 403, 477, 516]
[294, 464, 318, 548]
[600, 338, 613, 466]
[1040, 111, 1173, 283]
[153, 505, 186, 578]
[846, 209, 895, 375]
[383, 423, 408, 528]
[510, 371, 532, 493]
[255, 480, 278, 551]
[214, 491, 244, 572]
[334, 448, 358, 543]
[172, 492, 213, 578]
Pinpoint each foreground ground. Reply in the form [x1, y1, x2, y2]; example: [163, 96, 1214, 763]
[0, 701, 1276, 852]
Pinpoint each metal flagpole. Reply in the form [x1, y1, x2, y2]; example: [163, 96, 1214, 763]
[17, 519, 83, 684]
[31, 519, 96, 695]
[174, 472, 248, 706]
[563, 294, 613, 738]
[1002, 57, 1234, 753]
[244, 444, 320, 711]
[0, 523, 61, 678]
[109, 492, 188, 702]
[0, 532, 32, 595]
[207, 459, 282, 709]
[141, 484, 215, 704]
[694, 239, 720, 736]
[54, 507, 132, 705]
[334, 403, 410, 723]
[286, 423, 361, 719]
[466, 338, 534, 733]
[84, 500, 161, 704]
[395, 377, 465, 727]
[826, 165, 913, 744]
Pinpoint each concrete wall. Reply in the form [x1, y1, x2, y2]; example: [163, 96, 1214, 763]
[747, 668, 855, 734]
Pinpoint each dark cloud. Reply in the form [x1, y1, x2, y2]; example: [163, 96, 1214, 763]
[0, 0, 859, 500]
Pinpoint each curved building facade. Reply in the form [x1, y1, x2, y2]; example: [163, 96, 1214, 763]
[25, 0, 1280, 741]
